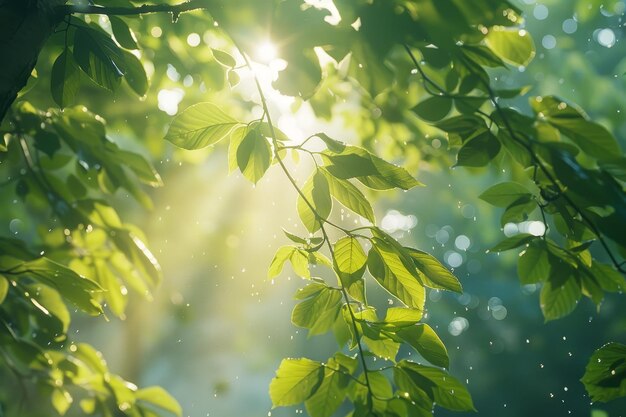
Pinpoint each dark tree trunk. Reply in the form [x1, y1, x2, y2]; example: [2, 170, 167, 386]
[0, 0, 62, 123]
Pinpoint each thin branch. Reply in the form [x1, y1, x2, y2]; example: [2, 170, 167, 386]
[57, 0, 216, 17]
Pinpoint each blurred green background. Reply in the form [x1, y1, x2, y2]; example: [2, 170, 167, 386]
[5, 0, 626, 416]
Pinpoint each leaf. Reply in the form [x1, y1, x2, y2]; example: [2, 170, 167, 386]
[322, 146, 422, 190]
[292, 286, 342, 335]
[406, 249, 462, 293]
[455, 130, 501, 167]
[121, 49, 148, 97]
[518, 240, 551, 284]
[479, 182, 533, 207]
[581, 343, 626, 402]
[211, 48, 237, 68]
[73, 25, 125, 91]
[236, 129, 272, 184]
[395, 361, 475, 412]
[165, 103, 240, 150]
[368, 239, 425, 310]
[268, 246, 310, 279]
[530, 96, 620, 159]
[109, 16, 138, 50]
[540, 276, 581, 322]
[320, 168, 375, 223]
[13, 258, 102, 316]
[0, 275, 9, 304]
[485, 27, 535, 66]
[51, 50, 81, 108]
[413, 96, 453, 122]
[397, 324, 449, 368]
[227, 70, 240, 87]
[297, 171, 332, 233]
[269, 358, 324, 407]
[383, 307, 423, 327]
[305, 356, 352, 417]
[333, 237, 367, 275]
[316, 133, 346, 153]
[488, 233, 536, 252]
[136, 386, 183, 417]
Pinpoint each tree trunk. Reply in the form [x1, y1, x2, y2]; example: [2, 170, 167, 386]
[0, 1, 62, 123]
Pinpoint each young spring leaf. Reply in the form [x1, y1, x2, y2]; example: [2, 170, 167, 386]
[368, 239, 425, 310]
[236, 129, 272, 184]
[269, 358, 324, 407]
[581, 343, 626, 402]
[395, 361, 475, 412]
[292, 285, 342, 335]
[517, 240, 551, 284]
[322, 170, 375, 223]
[406, 248, 462, 293]
[413, 95, 453, 122]
[396, 324, 449, 368]
[333, 237, 367, 275]
[51, 50, 81, 108]
[479, 182, 533, 207]
[485, 27, 535, 66]
[211, 48, 237, 68]
[455, 130, 501, 167]
[73, 25, 125, 91]
[305, 355, 354, 417]
[165, 103, 240, 150]
[540, 275, 581, 322]
[297, 170, 332, 233]
[136, 386, 183, 417]
[109, 16, 138, 50]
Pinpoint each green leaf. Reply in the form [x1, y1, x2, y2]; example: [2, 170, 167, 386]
[488, 233, 536, 252]
[581, 343, 626, 403]
[413, 96, 453, 122]
[530, 96, 620, 159]
[51, 50, 81, 108]
[455, 130, 501, 167]
[322, 146, 422, 190]
[51, 388, 73, 415]
[485, 27, 535, 66]
[211, 48, 237, 68]
[397, 324, 449, 368]
[269, 358, 324, 407]
[227, 70, 240, 87]
[0, 275, 9, 304]
[121, 49, 148, 97]
[406, 249, 462, 293]
[316, 133, 346, 153]
[292, 287, 343, 336]
[268, 246, 311, 279]
[383, 307, 423, 327]
[165, 103, 240, 150]
[94, 259, 127, 317]
[73, 25, 124, 91]
[395, 361, 475, 412]
[368, 239, 425, 310]
[109, 16, 138, 50]
[320, 169, 374, 223]
[518, 240, 551, 284]
[333, 237, 367, 275]
[13, 258, 102, 316]
[297, 170, 332, 233]
[136, 386, 183, 417]
[236, 129, 272, 184]
[305, 356, 352, 417]
[479, 182, 533, 207]
[540, 276, 581, 322]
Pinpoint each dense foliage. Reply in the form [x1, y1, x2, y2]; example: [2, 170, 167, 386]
[0, 0, 625, 416]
